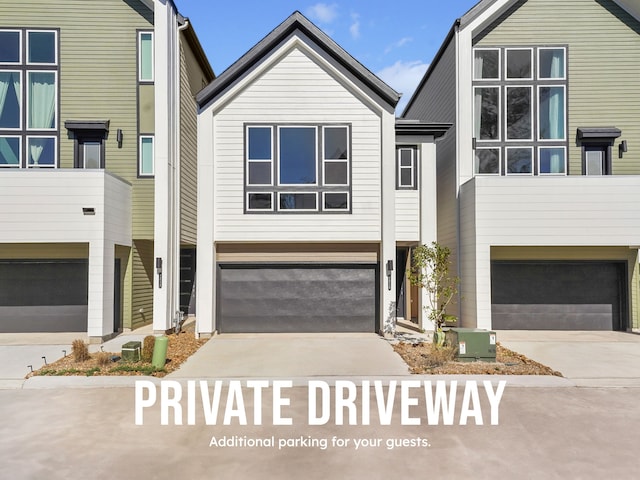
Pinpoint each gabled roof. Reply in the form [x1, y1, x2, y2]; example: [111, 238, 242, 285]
[196, 11, 400, 109]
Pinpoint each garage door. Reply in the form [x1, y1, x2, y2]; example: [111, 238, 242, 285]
[0, 260, 88, 333]
[217, 264, 379, 333]
[491, 261, 626, 330]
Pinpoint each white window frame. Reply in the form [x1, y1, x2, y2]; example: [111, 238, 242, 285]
[322, 125, 349, 186]
[505, 48, 533, 80]
[537, 84, 566, 142]
[277, 191, 319, 212]
[246, 192, 274, 212]
[277, 126, 318, 187]
[246, 125, 273, 186]
[0, 30, 22, 65]
[473, 48, 501, 81]
[0, 135, 22, 167]
[537, 47, 566, 80]
[139, 135, 154, 176]
[26, 135, 57, 168]
[537, 146, 567, 176]
[322, 191, 350, 212]
[138, 31, 154, 82]
[0, 70, 22, 131]
[26, 30, 58, 66]
[474, 147, 501, 175]
[397, 147, 417, 189]
[505, 146, 534, 176]
[26, 70, 57, 131]
[505, 85, 533, 141]
[473, 85, 501, 142]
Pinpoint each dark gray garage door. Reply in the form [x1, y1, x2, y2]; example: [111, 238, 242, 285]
[491, 261, 626, 331]
[0, 260, 88, 332]
[217, 264, 379, 333]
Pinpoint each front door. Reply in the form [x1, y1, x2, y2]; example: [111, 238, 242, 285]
[584, 145, 609, 175]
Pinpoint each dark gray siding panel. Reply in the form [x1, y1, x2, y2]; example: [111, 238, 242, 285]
[218, 264, 379, 333]
[0, 260, 88, 332]
[491, 261, 626, 330]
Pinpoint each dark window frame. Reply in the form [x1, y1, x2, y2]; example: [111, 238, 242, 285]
[396, 146, 418, 190]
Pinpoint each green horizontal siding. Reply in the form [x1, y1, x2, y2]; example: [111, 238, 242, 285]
[475, 0, 640, 175]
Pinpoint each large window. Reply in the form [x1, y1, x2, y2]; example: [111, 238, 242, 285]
[473, 46, 567, 176]
[0, 29, 58, 168]
[245, 124, 351, 213]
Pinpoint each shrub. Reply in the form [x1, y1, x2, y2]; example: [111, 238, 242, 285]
[95, 351, 112, 367]
[142, 335, 156, 363]
[72, 339, 90, 362]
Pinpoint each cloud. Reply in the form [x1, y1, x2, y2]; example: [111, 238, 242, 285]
[376, 60, 429, 114]
[349, 13, 361, 39]
[306, 3, 339, 24]
[384, 37, 412, 54]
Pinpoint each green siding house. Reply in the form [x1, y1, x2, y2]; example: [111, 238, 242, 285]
[404, 0, 640, 332]
[0, 0, 213, 340]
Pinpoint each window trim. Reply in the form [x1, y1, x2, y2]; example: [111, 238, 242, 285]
[505, 146, 534, 176]
[473, 48, 501, 81]
[246, 192, 274, 212]
[322, 191, 350, 212]
[138, 31, 154, 83]
[138, 135, 154, 177]
[537, 46, 566, 80]
[505, 47, 533, 81]
[246, 125, 274, 187]
[474, 147, 501, 175]
[0, 30, 22, 65]
[537, 146, 567, 176]
[396, 146, 418, 189]
[26, 135, 57, 168]
[26, 29, 58, 66]
[322, 125, 350, 187]
[277, 191, 319, 212]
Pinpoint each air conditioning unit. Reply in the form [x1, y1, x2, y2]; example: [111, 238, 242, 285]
[445, 328, 496, 362]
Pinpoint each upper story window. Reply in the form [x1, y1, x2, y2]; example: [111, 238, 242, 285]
[0, 29, 58, 168]
[396, 146, 418, 189]
[245, 124, 351, 213]
[473, 46, 567, 176]
[138, 32, 154, 82]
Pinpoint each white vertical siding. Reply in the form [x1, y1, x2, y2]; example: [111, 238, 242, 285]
[211, 46, 383, 242]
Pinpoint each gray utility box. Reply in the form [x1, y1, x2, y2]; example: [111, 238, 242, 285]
[445, 328, 497, 362]
[121, 341, 141, 362]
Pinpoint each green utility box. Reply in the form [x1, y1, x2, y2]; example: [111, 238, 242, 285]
[445, 328, 496, 362]
[121, 341, 142, 362]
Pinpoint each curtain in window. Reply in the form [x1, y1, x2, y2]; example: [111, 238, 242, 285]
[549, 50, 563, 78]
[28, 72, 55, 129]
[29, 137, 46, 165]
[474, 89, 482, 138]
[0, 138, 19, 165]
[540, 87, 564, 140]
[0, 72, 20, 128]
[550, 150, 562, 173]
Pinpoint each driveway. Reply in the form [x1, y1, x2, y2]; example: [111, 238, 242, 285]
[498, 330, 640, 386]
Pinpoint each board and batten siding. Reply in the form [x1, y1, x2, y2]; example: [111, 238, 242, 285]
[212, 47, 382, 242]
[474, 0, 640, 175]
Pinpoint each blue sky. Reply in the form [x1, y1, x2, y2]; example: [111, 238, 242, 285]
[181, 0, 479, 112]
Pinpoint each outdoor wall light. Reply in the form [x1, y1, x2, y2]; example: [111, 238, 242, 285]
[116, 128, 123, 148]
[619, 140, 627, 159]
[82, 207, 95, 215]
[386, 260, 394, 291]
[156, 257, 163, 288]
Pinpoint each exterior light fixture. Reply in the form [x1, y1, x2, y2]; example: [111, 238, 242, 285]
[117, 129, 123, 148]
[619, 140, 627, 158]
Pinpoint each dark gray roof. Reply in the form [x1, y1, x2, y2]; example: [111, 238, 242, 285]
[196, 11, 400, 109]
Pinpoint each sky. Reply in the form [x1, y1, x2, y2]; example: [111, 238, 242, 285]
[180, 0, 479, 113]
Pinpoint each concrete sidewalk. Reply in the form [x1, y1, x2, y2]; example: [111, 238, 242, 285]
[498, 330, 640, 387]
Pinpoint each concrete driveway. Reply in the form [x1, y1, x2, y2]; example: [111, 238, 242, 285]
[498, 330, 640, 386]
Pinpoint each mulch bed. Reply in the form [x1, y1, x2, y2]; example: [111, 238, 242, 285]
[28, 322, 208, 378]
[393, 341, 563, 376]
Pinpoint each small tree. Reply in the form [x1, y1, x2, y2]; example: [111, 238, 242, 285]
[409, 242, 459, 339]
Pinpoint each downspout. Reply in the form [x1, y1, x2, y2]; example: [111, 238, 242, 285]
[453, 18, 463, 325]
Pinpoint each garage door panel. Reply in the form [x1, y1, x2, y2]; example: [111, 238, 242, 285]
[218, 264, 378, 333]
[491, 262, 625, 331]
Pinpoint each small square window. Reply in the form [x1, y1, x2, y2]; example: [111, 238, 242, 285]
[324, 162, 348, 185]
[248, 127, 272, 160]
[0, 31, 20, 63]
[279, 192, 317, 211]
[0, 136, 21, 167]
[248, 162, 272, 185]
[324, 127, 348, 160]
[539, 147, 566, 175]
[506, 147, 533, 175]
[475, 148, 500, 175]
[506, 49, 532, 79]
[27, 31, 56, 64]
[139, 136, 154, 176]
[539, 48, 565, 79]
[473, 49, 500, 80]
[323, 192, 349, 211]
[27, 136, 56, 167]
[247, 193, 273, 211]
